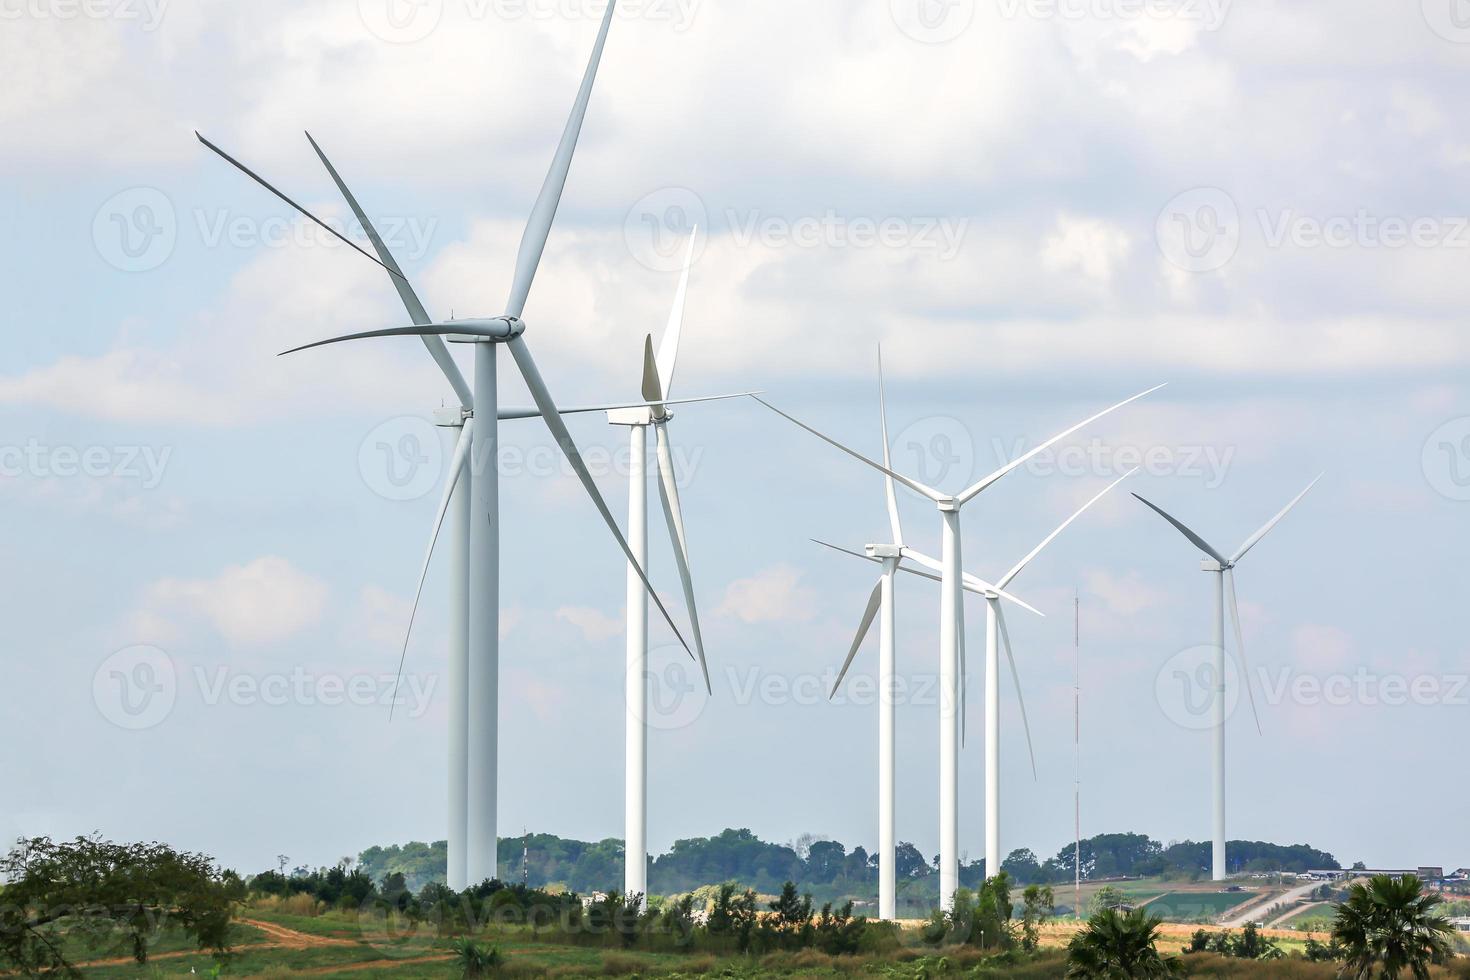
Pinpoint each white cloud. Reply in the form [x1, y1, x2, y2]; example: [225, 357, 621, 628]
[715, 565, 817, 625]
[144, 556, 328, 646]
[1083, 568, 1165, 616]
[555, 605, 624, 643]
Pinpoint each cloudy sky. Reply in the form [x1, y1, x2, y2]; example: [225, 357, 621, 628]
[4, 0, 1470, 880]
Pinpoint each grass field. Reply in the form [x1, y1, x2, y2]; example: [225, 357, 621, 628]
[1139, 891, 1256, 922]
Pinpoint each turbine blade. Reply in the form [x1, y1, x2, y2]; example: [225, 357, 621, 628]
[305, 131, 472, 410]
[903, 548, 1043, 615]
[832, 578, 884, 698]
[1225, 569, 1262, 736]
[877, 345, 904, 548]
[654, 422, 709, 693]
[642, 334, 666, 418]
[957, 384, 1166, 504]
[507, 335, 692, 657]
[997, 605, 1038, 780]
[195, 131, 405, 282]
[752, 396, 944, 502]
[390, 418, 474, 720]
[812, 538, 880, 566]
[1230, 474, 1324, 565]
[279, 322, 513, 356]
[1131, 493, 1230, 566]
[497, 391, 758, 421]
[656, 227, 696, 399]
[505, 0, 617, 318]
[998, 468, 1140, 590]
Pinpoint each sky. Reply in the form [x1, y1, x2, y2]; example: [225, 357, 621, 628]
[4, 0, 1470, 881]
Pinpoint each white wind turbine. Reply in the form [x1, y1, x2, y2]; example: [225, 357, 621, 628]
[1132, 475, 1322, 882]
[825, 469, 1138, 882]
[757, 382, 1165, 908]
[609, 229, 721, 901]
[815, 351, 1037, 921]
[198, 0, 705, 888]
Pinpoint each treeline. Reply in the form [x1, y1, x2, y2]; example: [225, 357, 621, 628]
[352, 828, 1339, 901]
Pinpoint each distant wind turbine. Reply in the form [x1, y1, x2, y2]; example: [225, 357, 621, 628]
[757, 382, 1164, 908]
[1132, 475, 1322, 882]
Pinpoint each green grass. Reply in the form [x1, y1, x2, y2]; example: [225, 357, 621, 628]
[1142, 891, 1254, 921]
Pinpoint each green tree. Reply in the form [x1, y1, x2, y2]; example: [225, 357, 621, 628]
[1065, 907, 1183, 979]
[1003, 848, 1043, 884]
[1021, 884, 1055, 952]
[0, 836, 238, 976]
[1089, 885, 1127, 915]
[1331, 874, 1455, 979]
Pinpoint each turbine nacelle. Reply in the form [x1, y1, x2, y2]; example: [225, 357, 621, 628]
[444, 316, 525, 343]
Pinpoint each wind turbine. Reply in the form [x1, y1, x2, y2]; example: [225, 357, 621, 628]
[825, 469, 1137, 882]
[816, 351, 1037, 920]
[756, 382, 1165, 908]
[610, 228, 718, 901]
[1132, 475, 1322, 882]
[198, 0, 700, 888]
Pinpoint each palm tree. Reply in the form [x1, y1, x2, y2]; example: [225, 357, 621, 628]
[1065, 907, 1184, 978]
[1332, 874, 1455, 979]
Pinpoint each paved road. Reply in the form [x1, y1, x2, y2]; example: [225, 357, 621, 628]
[1221, 880, 1324, 928]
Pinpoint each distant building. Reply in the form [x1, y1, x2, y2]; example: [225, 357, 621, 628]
[1418, 867, 1445, 881]
[1450, 917, 1470, 933]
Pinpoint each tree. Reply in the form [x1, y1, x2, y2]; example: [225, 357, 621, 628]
[0, 836, 238, 976]
[894, 842, 929, 879]
[1089, 885, 1127, 915]
[1066, 908, 1183, 978]
[1021, 884, 1055, 952]
[1003, 848, 1043, 884]
[814, 901, 865, 955]
[1331, 874, 1455, 979]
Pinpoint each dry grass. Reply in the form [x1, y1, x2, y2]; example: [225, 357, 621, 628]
[248, 892, 325, 917]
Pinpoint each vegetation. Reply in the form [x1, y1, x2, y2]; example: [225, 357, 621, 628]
[1331, 875, 1456, 978]
[1065, 907, 1183, 977]
[0, 836, 240, 976]
[1187, 923, 1284, 960]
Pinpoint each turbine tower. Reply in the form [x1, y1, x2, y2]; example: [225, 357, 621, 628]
[611, 229, 717, 901]
[756, 383, 1164, 908]
[817, 350, 1035, 920]
[199, 0, 703, 888]
[1132, 475, 1322, 881]
[826, 471, 1137, 883]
